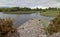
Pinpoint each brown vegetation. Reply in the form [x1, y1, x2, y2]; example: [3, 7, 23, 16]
[47, 12, 60, 35]
[0, 18, 16, 37]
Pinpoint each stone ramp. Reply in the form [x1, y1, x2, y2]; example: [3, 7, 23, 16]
[17, 19, 47, 37]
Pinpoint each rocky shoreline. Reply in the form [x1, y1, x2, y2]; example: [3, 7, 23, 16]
[17, 19, 47, 37]
[0, 18, 60, 37]
[17, 19, 60, 37]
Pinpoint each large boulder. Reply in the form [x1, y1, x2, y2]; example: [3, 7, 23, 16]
[17, 19, 47, 37]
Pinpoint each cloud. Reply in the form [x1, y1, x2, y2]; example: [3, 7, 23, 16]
[0, 0, 18, 7]
[17, 0, 60, 8]
[0, 0, 60, 8]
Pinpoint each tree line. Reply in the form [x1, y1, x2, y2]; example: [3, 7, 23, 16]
[0, 7, 60, 12]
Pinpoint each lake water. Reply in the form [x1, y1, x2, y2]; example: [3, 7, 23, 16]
[0, 12, 54, 28]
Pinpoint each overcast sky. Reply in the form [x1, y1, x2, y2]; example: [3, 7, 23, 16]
[0, 0, 60, 8]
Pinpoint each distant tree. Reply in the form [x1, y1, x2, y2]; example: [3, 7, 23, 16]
[48, 7, 57, 10]
[40, 8, 42, 11]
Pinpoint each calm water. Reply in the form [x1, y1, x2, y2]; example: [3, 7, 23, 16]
[0, 12, 54, 27]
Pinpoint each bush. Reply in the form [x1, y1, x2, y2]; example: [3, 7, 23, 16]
[47, 13, 60, 35]
[0, 18, 14, 37]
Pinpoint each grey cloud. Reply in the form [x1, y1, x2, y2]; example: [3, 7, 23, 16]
[0, 0, 60, 8]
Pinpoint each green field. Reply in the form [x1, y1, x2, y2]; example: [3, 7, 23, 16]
[40, 10, 60, 17]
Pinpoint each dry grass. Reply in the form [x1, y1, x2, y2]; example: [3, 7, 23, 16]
[0, 18, 15, 37]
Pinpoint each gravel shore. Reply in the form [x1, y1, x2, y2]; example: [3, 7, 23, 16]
[17, 19, 47, 37]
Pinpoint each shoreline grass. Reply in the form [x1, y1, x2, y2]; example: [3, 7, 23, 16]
[3, 11, 38, 14]
[40, 10, 60, 17]
[41, 19, 48, 28]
